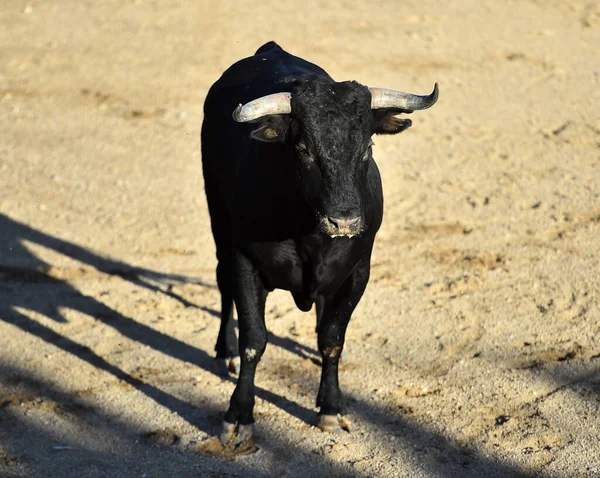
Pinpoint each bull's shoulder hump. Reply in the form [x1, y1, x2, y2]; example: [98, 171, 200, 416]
[211, 46, 331, 94]
[255, 41, 283, 55]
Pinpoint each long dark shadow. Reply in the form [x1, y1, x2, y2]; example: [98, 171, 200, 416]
[347, 391, 547, 478]
[2, 308, 219, 435]
[0, 362, 372, 478]
[0, 213, 315, 426]
[1, 214, 561, 476]
[0, 213, 214, 307]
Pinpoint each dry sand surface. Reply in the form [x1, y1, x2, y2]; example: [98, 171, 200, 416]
[1, 0, 600, 477]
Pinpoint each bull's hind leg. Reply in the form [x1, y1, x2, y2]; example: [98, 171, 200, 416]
[213, 253, 240, 376]
[204, 172, 240, 376]
[220, 251, 268, 445]
[316, 255, 370, 433]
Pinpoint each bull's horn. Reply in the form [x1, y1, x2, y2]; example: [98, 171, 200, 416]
[369, 82, 439, 111]
[232, 92, 292, 122]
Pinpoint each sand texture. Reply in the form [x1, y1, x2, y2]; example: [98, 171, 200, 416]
[1, 0, 599, 477]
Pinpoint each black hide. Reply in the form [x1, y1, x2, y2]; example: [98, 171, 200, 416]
[201, 41, 432, 435]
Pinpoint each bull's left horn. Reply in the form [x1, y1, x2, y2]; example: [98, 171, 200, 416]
[232, 92, 292, 122]
[369, 82, 439, 111]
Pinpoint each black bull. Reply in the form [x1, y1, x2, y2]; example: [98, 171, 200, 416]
[201, 41, 438, 445]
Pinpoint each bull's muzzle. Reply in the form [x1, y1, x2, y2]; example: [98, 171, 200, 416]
[322, 216, 362, 237]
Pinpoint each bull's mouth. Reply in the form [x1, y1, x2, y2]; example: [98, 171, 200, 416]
[329, 234, 356, 239]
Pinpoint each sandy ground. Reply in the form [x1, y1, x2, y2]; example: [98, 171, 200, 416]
[1, 0, 600, 476]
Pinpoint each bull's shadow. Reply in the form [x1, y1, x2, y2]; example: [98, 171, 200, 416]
[0, 213, 315, 430]
[1, 214, 564, 476]
[0, 213, 217, 311]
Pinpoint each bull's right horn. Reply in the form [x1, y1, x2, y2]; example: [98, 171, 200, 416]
[232, 92, 292, 122]
[369, 82, 439, 111]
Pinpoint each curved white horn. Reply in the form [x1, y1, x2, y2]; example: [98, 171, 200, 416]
[369, 82, 439, 110]
[232, 92, 292, 122]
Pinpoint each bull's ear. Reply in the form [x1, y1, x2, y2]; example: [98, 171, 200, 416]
[249, 115, 290, 143]
[373, 108, 413, 135]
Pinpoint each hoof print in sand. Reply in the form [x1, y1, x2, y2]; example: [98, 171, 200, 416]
[198, 424, 258, 459]
[140, 428, 180, 447]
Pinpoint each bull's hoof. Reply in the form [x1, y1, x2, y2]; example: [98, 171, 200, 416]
[212, 356, 241, 377]
[219, 421, 254, 446]
[228, 356, 241, 375]
[317, 413, 352, 433]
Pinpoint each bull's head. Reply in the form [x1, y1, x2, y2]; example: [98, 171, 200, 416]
[232, 80, 438, 237]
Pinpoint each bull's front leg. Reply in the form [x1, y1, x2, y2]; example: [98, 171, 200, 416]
[316, 256, 371, 433]
[220, 251, 268, 446]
